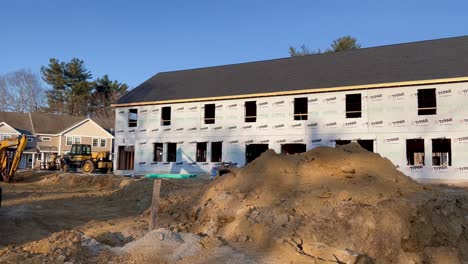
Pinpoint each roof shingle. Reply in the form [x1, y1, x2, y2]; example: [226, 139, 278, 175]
[116, 36, 468, 105]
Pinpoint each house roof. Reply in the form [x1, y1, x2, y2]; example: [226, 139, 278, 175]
[23, 147, 39, 154]
[0, 112, 33, 135]
[0, 112, 114, 135]
[30, 112, 89, 134]
[37, 145, 58, 152]
[115, 35, 468, 106]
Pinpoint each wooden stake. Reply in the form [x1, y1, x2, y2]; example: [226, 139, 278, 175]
[149, 179, 161, 231]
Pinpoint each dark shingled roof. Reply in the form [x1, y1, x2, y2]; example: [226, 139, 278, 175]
[116, 36, 468, 105]
[0, 112, 114, 135]
[0, 112, 33, 135]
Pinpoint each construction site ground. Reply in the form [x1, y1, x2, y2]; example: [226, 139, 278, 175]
[0, 144, 467, 263]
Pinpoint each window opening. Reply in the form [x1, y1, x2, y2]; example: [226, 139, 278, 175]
[346, 94, 362, 118]
[294, 97, 308, 120]
[245, 101, 257, 122]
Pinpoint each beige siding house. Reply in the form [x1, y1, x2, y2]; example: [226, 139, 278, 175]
[0, 112, 114, 169]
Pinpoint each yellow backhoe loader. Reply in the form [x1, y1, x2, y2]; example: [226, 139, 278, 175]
[61, 144, 112, 173]
[0, 135, 28, 208]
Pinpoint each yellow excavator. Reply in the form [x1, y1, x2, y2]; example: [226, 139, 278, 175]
[0, 134, 28, 182]
[1, 135, 28, 207]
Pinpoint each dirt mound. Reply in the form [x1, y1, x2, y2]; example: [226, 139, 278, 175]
[39, 173, 123, 189]
[2, 144, 467, 263]
[224, 144, 422, 205]
[164, 144, 468, 263]
[0, 230, 114, 263]
[114, 228, 256, 264]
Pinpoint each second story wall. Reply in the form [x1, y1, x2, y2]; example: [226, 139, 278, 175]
[61, 120, 113, 153]
[36, 135, 60, 151]
[114, 81, 468, 141]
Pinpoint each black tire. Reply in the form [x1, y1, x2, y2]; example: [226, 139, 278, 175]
[81, 160, 95, 174]
[99, 168, 109, 174]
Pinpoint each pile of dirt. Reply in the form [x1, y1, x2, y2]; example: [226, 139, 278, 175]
[114, 228, 256, 264]
[2, 144, 467, 263]
[0, 230, 115, 264]
[163, 143, 468, 263]
[39, 173, 124, 190]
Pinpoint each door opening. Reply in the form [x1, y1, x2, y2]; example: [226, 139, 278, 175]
[118, 146, 135, 170]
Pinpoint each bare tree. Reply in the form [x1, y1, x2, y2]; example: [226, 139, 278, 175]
[0, 70, 47, 112]
[0, 76, 8, 111]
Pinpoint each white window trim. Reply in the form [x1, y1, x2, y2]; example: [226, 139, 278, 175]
[66, 136, 73, 146]
[100, 138, 106, 148]
[92, 138, 99, 147]
[73, 136, 81, 144]
[42, 137, 51, 141]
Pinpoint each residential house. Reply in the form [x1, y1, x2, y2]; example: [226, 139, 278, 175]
[0, 112, 114, 169]
[111, 36, 468, 180]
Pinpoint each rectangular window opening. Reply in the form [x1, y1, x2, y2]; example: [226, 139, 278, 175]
[128, 109, 138, 127]
[161, 107, 171, 126]
[346, 94, 362, 118]
[42, 137, 51, 141]
[153, 143, 163, 162]
[100, 139, 106, 147]
[406, 139, 425, 165]
[294, 97, 308, 120]
[204, 104, 215, 124]
[74, 137, 81, 144]
[432, 138, 451, 166]
[196, 142, 207, 162]
[245, 101, 257, 122]
[92, 138, 99, 147]
[66, 136, 73, 146]
[167, 142, 177, 162]
[418, 88, 436, 115]
[211, 142, 222, 162]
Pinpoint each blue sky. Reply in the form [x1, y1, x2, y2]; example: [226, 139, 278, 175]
[1, 0, 467, 88]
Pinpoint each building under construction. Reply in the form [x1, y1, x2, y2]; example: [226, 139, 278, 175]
[112, 36, 468, 180]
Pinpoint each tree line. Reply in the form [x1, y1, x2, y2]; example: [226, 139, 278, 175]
[289, 35, 361, 56]
[0, 58, 128, 118]
[0, 35, 360, 116]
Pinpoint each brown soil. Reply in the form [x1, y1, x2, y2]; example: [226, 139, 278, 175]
[0, 143, 467, 263]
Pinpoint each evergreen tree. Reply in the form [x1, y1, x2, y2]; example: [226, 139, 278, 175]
[328, 36, 361, 52]
[289, 36, 361, 57]
[41, 58, 92, 116]
[90, 75, 128, 118]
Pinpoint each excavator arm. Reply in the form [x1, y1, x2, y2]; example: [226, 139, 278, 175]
[0, 135, 28, 182]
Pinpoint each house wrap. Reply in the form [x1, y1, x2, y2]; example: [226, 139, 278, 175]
[112, 36, 468, 180]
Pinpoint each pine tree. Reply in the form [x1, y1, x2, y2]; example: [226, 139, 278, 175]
[328, 36, 361, 52]
[90, 75, 128, 118]
[41, 58, 92, 116]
